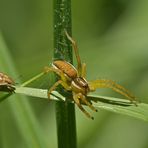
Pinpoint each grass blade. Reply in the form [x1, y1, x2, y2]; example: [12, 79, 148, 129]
[14, 86, 148, 122]
[0, 32, 48, 148]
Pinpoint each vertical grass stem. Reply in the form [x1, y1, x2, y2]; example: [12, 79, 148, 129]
[53, 0, 77, 148]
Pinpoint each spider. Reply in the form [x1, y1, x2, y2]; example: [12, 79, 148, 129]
[44, 31, 136, 119]
[0, 72, 15, 92]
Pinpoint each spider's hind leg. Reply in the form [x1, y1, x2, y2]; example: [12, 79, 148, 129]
[81, 63, 86, 78]
[47, 80, 62, 99]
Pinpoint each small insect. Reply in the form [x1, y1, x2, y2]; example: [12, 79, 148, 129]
[0, 72, 15, 92]
[44, 31, 136, 119]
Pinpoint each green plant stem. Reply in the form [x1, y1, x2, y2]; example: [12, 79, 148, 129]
[21, 72, 45, 87]
[53, 0, 77, 148]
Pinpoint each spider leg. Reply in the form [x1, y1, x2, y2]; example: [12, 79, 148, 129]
[78, 93, 98, 112]
[73, 92, 94, 120]
[48, 80, 71, 98]
[48, 80, 62, 98]
[81, 63, 86, 78]
[44, 67, 71, 99]
[44, 66, 67, 82]
[65, 31, 82, 76]
[88, 79, 137, 105]
[44, 66, 62, 76]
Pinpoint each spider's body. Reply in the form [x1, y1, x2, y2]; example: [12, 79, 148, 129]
[0, 72, 15, 92]
[71, 77, 89, 95]
[45, 31, 136, 119]
[52, 60, 89, 95]
[53, 60, 77, 79]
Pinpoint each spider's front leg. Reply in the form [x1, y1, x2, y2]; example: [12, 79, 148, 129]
[73, 92, 94, 120]
[78, 93, 98, 112]
[73, 92, 97, 120]
[88, 79, 137, 105]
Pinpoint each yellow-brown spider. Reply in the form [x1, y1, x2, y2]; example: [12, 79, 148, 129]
[44, 31, 136, 119]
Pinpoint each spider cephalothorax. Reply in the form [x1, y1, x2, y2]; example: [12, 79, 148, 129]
[71, 77, 90, 94]
[44, 31, 136, 119]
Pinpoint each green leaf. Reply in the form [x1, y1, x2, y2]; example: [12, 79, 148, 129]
[88, 94, 148, 122]
[0, 32, 48, 147]
[14, 86, 148, 122]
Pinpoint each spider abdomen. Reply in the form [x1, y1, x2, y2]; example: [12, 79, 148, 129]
[53, 60, 78, 79]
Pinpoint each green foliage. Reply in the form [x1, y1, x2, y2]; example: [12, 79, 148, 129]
[14, 87, 148, 122]
[0, 33, 48, 148]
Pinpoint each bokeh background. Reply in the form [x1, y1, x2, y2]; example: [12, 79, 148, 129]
[0, 0, 148, 148]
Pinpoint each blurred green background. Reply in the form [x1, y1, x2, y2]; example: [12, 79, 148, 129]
[0, 0, 148, 148]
